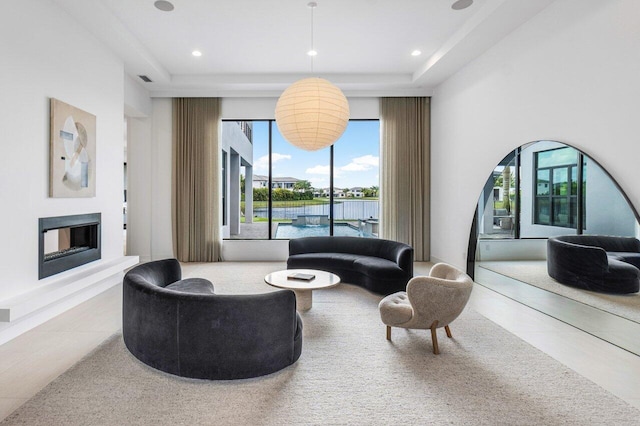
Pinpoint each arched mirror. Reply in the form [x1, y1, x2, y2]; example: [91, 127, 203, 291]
[469, 141, 640, 355]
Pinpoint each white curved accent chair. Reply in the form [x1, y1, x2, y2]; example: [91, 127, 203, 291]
[378, 262, 474, 354]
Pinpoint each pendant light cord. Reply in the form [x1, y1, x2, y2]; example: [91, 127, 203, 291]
[307, 2, 318, 74]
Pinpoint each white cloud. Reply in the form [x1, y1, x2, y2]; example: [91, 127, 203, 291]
[305, 165, 330, 175]
[254, 153, 291, 172]
[306, 164, 343, 178]
[341, 163, 369, 172]
[339, 154, 379, 172]
[272, 153, 292, 162]
[253, 156, 269, 172]
[354, 155, 379, 167]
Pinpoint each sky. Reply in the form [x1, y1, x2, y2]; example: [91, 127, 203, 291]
[246, 120, 380, 189]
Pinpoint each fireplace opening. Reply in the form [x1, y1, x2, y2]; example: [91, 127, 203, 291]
[39, 213, 101, 279]
[43, 225, 95, 261]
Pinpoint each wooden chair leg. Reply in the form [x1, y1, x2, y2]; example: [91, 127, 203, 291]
[386, 325, 391, 341]
[430, 321, 439, 355]
[445, 325, 452, 338]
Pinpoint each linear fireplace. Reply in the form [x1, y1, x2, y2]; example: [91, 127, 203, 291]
[38, 213, 101, 279]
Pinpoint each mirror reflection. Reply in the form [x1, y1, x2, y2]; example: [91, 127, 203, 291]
[471, 141, 640, 354]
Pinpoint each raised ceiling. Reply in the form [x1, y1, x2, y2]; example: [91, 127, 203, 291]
[52, 0, 556, 96]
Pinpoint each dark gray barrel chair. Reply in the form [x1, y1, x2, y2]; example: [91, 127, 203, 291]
[123, 259, 303, 379]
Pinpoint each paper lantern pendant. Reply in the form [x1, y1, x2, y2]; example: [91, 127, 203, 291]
[275, 77, 350, 151]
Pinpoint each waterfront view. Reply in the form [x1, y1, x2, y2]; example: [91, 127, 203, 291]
[253, 199, 379, 221]
[222, 120, 380, 240]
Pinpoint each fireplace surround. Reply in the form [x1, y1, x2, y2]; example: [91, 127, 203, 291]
[38, 213, 101, 279]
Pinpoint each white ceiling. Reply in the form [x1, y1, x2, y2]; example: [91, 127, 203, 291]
[52, 0, 556, 97]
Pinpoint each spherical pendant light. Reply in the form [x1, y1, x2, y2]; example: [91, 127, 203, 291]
[275, 77, 350, 151]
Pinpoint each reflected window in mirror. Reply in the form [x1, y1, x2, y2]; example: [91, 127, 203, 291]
[533, 146, 581, 229]
[477, 152, 517, 240]
[477, 141, 639, 241]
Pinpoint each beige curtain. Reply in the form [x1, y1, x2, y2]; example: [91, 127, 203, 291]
[380, 97, 430, 261]
[172, 98, 221, 262]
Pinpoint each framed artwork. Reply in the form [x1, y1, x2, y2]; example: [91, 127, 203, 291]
[50, 98, 96, 197]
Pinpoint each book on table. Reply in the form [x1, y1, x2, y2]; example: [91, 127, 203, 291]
[287, 272, 316, 281]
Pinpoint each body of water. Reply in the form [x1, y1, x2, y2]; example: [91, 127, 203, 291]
[253, 200, 379, 220]
[275, 223, 373, 239]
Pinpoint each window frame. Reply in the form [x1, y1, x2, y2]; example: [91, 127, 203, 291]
[533, 147, 582, 229]
[222, 119, 380, 240]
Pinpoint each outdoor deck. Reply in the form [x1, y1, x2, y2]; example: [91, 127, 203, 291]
[228, 222, 278, 239]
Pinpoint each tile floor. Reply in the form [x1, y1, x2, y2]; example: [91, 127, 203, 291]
[0, 262, 639, 421]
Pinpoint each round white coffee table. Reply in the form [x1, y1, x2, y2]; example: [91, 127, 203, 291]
[264, 269, 340, 311]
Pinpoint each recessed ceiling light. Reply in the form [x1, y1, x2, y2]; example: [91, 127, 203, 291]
[307, 50, 317, 57]
[192, 50, 202, 57]
[451, 0, 473, 10]
[411, 50, 421, 56]
[154, 0, 174, 12]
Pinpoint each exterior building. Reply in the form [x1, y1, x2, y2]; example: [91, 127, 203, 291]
[221, 122, 254, 238]
[252, 175, 300, 190]
[318, 188, 331, 197]
[252, 175, 268, 188]
[348, 187, 364, 198]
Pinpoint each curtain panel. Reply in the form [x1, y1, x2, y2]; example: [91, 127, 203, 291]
[380, 97, 430, 261]
[172, 98, 221, 262]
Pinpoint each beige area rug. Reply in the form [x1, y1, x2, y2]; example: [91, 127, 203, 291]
[3, 262, 639, 425]
[479, 261, 640, 323]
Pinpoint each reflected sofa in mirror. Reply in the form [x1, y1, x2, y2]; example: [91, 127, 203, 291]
[468, 140, 640, 355]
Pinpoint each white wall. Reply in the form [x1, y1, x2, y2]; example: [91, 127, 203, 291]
[124, 74, 152, 118]
[476, 239, 547, 262]
[127, 98, 174, 262]
[0, 1, 125, 300]
[126, 115, 153, 261]
[222, 240, 289, 262]
[149, 99, 174, 260]
[431, 0, 640, 269]
[583, 159, 637, 237]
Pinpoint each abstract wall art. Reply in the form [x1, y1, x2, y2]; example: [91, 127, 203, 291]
[50, 98, 96, 197]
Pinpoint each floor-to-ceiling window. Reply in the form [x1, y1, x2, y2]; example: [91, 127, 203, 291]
[270, 122, 331, 239]
[331, 120, 380, 237]
[222, 120, 380, 240]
